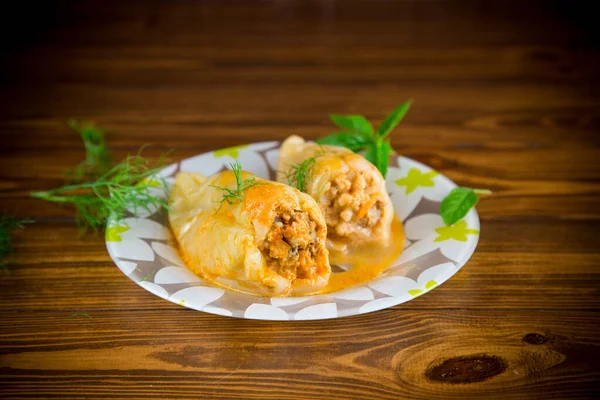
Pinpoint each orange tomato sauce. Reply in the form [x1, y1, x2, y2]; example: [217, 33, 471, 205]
[316, 215, 404, 294]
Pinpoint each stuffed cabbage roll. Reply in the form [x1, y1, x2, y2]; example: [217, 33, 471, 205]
[168, 170, 331, 296]
[276, 135, 394, 252]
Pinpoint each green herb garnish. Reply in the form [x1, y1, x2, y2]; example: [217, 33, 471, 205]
[211, 161, 257, 211]
[316, 100, 412, 177]
[31, 151, 170, 231]
[68, 119, 111, 181]
[285, 156, 317, 193]
[68, 313, 92, 319]
[440, 187, 492, 226]
[0, 214, 31, 274]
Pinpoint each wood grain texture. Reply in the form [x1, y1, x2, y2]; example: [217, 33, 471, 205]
[1, 310, 599, 399]
[1, 1, 599, 399]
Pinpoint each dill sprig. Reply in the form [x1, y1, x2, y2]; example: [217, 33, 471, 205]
[211, 161, 256, 211]
[0, 214, 31, 274]
[68, 119, 111, 181]
[31, 152, 170, 231]
[285, 156, 317, 193]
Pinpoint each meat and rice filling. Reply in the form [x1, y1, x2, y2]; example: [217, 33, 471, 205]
[259, 206, 320, 280]
[318, 170, 384, 239]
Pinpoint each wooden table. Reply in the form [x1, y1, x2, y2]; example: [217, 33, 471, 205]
[1, 1, 599, 398]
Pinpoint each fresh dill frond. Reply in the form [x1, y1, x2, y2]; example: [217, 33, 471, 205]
[68, 120, 112, 181]
[285, 156, 317, 193]
[210, 161, 257, 211]
[316, 180, 328, 200]
[31, 151, 170, 231]
[0, 213, 31, 274]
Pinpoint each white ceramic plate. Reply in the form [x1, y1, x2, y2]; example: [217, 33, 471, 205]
[106, 141, 480, 320]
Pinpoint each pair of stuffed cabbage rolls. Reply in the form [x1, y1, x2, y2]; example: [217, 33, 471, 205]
[168, 135, 394, 297]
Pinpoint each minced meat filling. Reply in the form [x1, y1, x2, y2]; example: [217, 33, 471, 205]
[259, 208, 319, 280]
[319, 171, 383, 238]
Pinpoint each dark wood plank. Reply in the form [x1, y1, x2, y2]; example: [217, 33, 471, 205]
[4, 44, 598, 88]
[1, 310, 599, 399]
[1, 106, 599, 151]
[2, 82, 599, 122]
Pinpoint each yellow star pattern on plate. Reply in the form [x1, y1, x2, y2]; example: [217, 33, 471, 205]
[213, 144, 249, 159]
[395, 168, 438, 194]
[408, 280, 438, 297]
[138, 178, 162, 188]
[434, 220, 479, 242]
[105, 225, 129, 242]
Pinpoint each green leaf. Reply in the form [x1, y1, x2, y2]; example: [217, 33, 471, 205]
[440, 187, 479, 226]
[362, 139, 392, 177]
[377, 140, 392, 177]
[316, 101, 412, 178]
[330, 115, 374, 139]
[378, 100, 412, 139]
[315, 132, 370, 152]
[363, 144, 378, 171]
